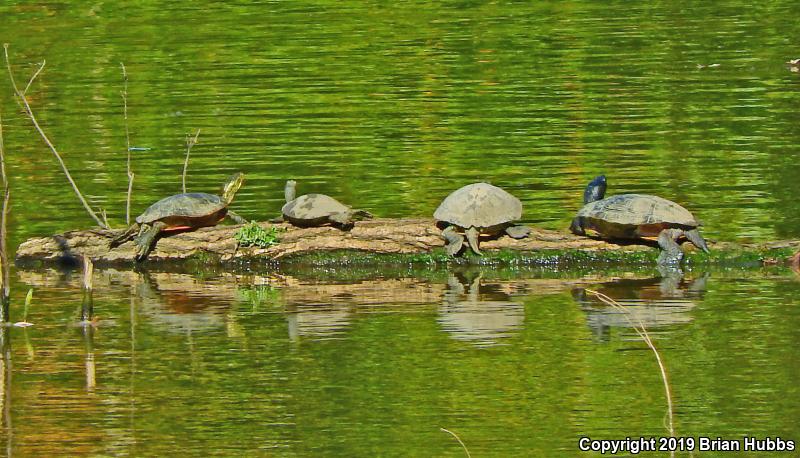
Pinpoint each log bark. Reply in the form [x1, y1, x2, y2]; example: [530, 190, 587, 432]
[14, 218, 655, 266]
[14, 218, 793, 267]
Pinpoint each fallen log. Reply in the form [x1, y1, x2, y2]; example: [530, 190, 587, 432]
[13, 218, 800, 267]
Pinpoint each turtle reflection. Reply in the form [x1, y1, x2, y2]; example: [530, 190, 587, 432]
[286, 306, 352, 341]
[573, 268, 708, 342]
[438, 271, 524, 347]
[135, 272, 228, 334]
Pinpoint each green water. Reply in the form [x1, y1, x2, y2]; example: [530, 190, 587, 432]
[2, 1, 800, 456]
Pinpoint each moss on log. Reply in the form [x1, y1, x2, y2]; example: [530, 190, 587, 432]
[13, 218, 800, 268]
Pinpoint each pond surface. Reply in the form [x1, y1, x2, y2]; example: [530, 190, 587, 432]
[3, 266, 800, 456]
[2, 1, 800, 456]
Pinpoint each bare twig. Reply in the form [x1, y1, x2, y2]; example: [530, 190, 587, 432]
[440, 428, 471, 458]
[121, 62, 134, 225]
[586, 290, 675, 440]
[82, 256, 94, 292]
[3, 44, 108, 229]
[182, 129, 200, 193]
[81, 256, 94, 324]
[0, 111, 9, 321]
[23, 60, 45, 95]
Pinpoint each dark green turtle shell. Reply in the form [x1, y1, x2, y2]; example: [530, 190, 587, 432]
[136, 193, 227, 224]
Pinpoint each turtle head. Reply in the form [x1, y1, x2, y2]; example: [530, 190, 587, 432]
[284, 180, 297, 203]
[583, 175, 607, 204]
[221, 172, 245, 203]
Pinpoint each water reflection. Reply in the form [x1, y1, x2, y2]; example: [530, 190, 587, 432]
[132, 273, 228, 336]
[438, 271, 524, 347]
[573, 269, 708, 341]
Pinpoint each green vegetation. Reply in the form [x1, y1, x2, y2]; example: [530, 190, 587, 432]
[276, 245, 793, 270]
[234, 223, 284, 249]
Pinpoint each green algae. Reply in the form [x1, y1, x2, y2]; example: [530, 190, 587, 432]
[272, 245, 794, 270]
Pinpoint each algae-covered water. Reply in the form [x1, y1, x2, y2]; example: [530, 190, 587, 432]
[2, 1, 800, 456]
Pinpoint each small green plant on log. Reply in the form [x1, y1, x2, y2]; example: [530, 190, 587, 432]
[234, 223, 284, 248]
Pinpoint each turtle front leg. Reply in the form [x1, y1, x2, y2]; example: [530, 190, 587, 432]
[569, 216, 586, 236]
[505, 225, 530, 239]
[226, 210, 247, 224]
[133, 221, 168, 261]
[329, 211, 355, 230]
[656, 228, 685, 266]
[442, 226, 464, 257]
[109, 223, 140, 248]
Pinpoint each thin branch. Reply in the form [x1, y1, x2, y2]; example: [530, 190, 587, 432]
[23, 59, 45, 96]
[182, 128, 200, 193]
[0, 111, 8, 318]
[586, 289, 675, 440]
[440, 428, 471, 458]
[3, 44, 108, 229]
[121, 62, 133, 225]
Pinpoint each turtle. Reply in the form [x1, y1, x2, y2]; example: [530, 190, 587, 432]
[277, 180, 372, 228]
[569, 175, 710, 265]
[433, 182, 530, 256]
[110, 172, 246, 261]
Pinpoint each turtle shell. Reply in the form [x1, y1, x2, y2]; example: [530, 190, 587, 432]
[576, 194, 699, 237]
[282, 194, 350, 222]
[434, 183, 522, 230]
[137, 193, 226, 225]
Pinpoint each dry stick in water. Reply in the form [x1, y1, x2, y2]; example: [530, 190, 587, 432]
[121, 62, 134, 225]
[182, 129, 200, 193]
[2, 44, 108, 229]
[440, 428, 471, 458]
[586, 289, 676, 441]
[81, 256, 94, 323]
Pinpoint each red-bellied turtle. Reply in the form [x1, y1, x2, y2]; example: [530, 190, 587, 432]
[434, 182, 530, 256]
[278, 180, 372, 228]
[110, 173, 245, 261]
[569, 175, 709, 265]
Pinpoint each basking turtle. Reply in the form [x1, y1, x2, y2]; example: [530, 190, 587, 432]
[278, 180, 372, 228]
[570, 175, 709, 265]
[110, 173, 246, 261]
[434, 182, 530, 256]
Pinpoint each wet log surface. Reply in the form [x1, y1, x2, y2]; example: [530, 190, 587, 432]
[13, 218, 798, 267]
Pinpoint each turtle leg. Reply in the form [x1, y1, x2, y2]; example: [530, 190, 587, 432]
[329, 212, 355, 230]
[505, 225, 530, 239]
[269, 215, 285, 224]
[569, 216, 586, 236]
[353, 209, 373, 220]
[442, 226, 464, 257]
[133, 221, 167, 261]
[465, 226, 482, 255]
[656, 228, 685, 266]
[684, 228, 710, 253]
[226, 210, 247, 224]
[109, 223, 139, 248]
